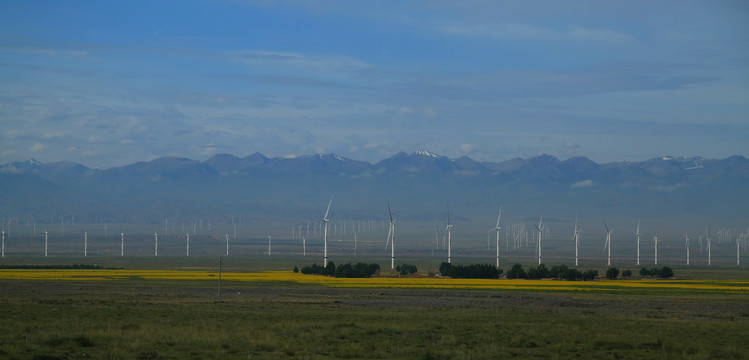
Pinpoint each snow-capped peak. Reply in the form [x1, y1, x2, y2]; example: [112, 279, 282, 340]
[414, 150, 441, 158]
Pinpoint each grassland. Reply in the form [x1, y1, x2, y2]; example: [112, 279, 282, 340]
[1, 264, 748, 360]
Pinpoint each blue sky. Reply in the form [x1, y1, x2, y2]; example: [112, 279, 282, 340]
[1, 1, 747, 167]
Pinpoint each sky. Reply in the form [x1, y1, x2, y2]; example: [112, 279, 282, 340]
[1, 0, 748, 168]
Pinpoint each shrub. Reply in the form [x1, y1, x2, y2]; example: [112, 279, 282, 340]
[293, 266, 299, 273]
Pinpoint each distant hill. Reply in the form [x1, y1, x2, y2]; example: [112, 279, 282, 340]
[1, 152, 747, 230]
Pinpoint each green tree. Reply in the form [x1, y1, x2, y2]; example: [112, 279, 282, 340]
[293, 266, 299, 273]
[606, 267, 619, 280]
[622, 269, 632, 278]
[658, 266, 674, 279]
[582, 269, 598, 281]
[507, 263, 526, 279]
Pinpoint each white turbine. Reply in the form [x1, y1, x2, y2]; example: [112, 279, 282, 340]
[737, 236, 741, 266]
[225, 234, 229, 256]
[603, 221, 612, 266]
[488, 208, 502, 268]
[685, 233, 690, 265]
[186, 233, 190, 256]
[653, 231, 658, 265]
[706, 227, 712, 266]
[1, 229, 4, 258]
[120, 232, 124, 257]
[44, 229, 48, 257]
[268, 235, 271, 256]
[573, 217, 581, 266]
[154, 232, 158, 257]
[535, 217, 544, 265]
[384, 203, 396, 269]
[636, 219, 641, 265]
[84, 230, 88, 257]
[446, 205, 454, 264]
[322, 196, 333, 267]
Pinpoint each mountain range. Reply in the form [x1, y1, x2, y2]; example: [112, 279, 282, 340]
[1, 151, 747, 232]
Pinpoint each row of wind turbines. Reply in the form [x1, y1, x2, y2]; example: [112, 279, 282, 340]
[2, 203, 747, 268]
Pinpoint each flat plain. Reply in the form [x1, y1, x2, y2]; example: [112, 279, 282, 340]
[0, 258, 747, 360]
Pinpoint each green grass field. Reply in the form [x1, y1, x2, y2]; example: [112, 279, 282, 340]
[0, 256, 747, 359]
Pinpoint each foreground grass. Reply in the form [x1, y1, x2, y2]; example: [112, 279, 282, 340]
[0, 276, 748, 359]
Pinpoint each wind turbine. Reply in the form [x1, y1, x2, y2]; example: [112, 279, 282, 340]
[225, 234, 229, 256]
[653, 231, 658, 265]
[603, 221, 612, 266]
[446, 205, 454, 264]
[384, 203, 397, 269]
[322, 196, 333, 267]
[488, 208, 502, 267]
[154, 232, 158, 256]
[1, 228, 4, 258]
[535, 217, 544, 265]
[186, 233, 190, 256]
[685, 233, 690, 265]
[737, 235, 741, 266]
[706, 227, 712, 266]
[44, 229, 48, 257]
[573, 217, 581, 266]
[636, 219, 641, 265]
[267, 235, 271, 255]
[120, 232, 124, 257]
[82, 230, 88, 257]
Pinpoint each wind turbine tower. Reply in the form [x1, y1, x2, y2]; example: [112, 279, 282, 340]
[44, 229, 48, 257]
[636, 219, 641, 265]
[653, 231, 658, 265]
[186, 233, 190, 256]
[603, 221, 613, 266]
[154, 232, 158, 256]
[685, 233, 690, 265]
[84, 231, 88, 257]
[225, 234, 229, 256]
[323, 196, 333, 267]
[706, 227, 712, 266]
[385, 204, 397, 269]
[1, 229, 4, 258]
[573, 217, 581, 266]
[535, 218, 544, 265]
[268, 235, 272, 255]
[120, 232, 124, 256]
[490, 208, 502, 267]
[446, 205, 454, 264]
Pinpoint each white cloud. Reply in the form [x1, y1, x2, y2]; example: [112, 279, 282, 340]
[460, 143, 475, 154]
[29, 142, 46, 152]
[571, 179, 593, 188]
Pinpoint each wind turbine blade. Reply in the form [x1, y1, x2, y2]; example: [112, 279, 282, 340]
[323, 195, 333, 219]
[496, 208, 502, 228]
[538, 217, 543, 229]
[446, 204, 450, 225]
[388, 203, 393, 223]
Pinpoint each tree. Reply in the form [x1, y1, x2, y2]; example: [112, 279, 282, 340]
[293, 266, 299, 273]
[606, 267, 619, 280]
[507, 263, 526, 279]
[658, 266, 674, 279]
[621, 269, 632, 278]
[639, 267, 651, 277]
[396, 264, 418, 275]
[562, 268, 582, 281]
[582, 269, 598, 281]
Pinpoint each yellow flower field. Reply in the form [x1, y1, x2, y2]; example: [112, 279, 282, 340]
[1, 269, 748, 293]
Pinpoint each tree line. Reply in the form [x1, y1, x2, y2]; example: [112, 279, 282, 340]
[296, 262, 380, 278]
